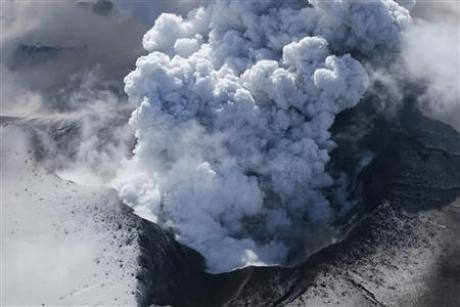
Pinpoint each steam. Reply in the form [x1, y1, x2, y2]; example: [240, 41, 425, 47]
[402, 1, 460, 130]
[115, 0, 413, 272]
[0, 0, 149, 184]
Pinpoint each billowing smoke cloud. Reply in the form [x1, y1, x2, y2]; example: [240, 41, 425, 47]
[115, 0, 412, 272]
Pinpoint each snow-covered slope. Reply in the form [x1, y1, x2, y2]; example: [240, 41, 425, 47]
[1, 125, 139, 305]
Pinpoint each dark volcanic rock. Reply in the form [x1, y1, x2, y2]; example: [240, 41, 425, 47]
[10, 43, 89, 71]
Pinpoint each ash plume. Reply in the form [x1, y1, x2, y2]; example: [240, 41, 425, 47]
[114, 0, 413, 272]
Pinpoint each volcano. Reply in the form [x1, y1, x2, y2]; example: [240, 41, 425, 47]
[2, 0, 459, 306]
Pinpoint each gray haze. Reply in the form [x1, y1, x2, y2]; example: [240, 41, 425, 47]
[403, 1, 460, 130]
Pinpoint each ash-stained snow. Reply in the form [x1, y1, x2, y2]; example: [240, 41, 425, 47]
[1, 126, 139, 305]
